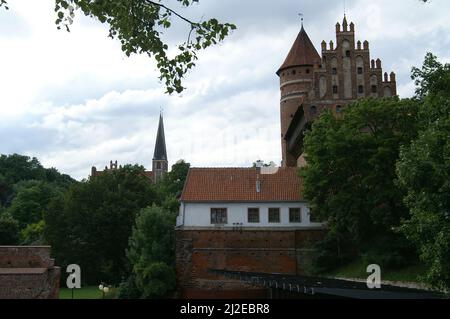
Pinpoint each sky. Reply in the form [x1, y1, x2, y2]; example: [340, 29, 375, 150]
[0, 0, 449, 180]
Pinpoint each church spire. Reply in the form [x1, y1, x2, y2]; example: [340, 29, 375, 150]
[152, 112, 168, 183]
[153, 112, 167, 161]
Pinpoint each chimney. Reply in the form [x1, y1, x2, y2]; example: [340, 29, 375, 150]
[256, 176, 261, 193]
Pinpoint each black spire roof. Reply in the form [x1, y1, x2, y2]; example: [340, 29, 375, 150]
[153, 113, 167, 161]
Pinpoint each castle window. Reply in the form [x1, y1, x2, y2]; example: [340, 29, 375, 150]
[289, 208, 301, 223]
[292, 70, 296, 75]
[332, 68, 337, 75]
[310, 105, 317, 114]
[211, 208, 227, 224]
[268, 208, 280, 223]
[306, 69, 310, 74]
[336, 105, 343, 113]
[345, 50, 351, 57]
[248, 208, 260, 223]
[333, 85, 338, 94]
[371, 85, 378, 93]
[156, 162, 161, 169]
[357, 67, 363, 74]
[358, 85, 364, 94]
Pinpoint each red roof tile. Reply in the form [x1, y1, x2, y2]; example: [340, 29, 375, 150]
[180, 167, 303, 202]
[277, 26, 321, 75]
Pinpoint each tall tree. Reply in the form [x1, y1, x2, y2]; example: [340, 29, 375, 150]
[397, 53, 450, 290]
[127, 205, 177, 298]
[44, 164, 157, 284]
[0, 0, 236, 94]
[301, 97, 420, 270]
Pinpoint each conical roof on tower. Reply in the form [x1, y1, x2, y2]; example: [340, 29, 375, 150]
[153, 113, 167, 160]
[277, 26, 321, 75]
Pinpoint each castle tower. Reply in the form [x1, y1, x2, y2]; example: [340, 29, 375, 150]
[152, 113, 168, 182]
[279, 16, 397, 167]
[277, 25, 321, 167]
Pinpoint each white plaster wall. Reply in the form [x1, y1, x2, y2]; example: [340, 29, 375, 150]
[177, 202, 323, 228]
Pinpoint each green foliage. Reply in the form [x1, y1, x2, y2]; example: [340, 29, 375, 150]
[1, 1, 236, 94]
[397, 53, 450, 290]
[8, 180, 63, 229]
[0, 154, 75, 207]
[0, 212, 20, 245]
[20, 220, 46, 245]
[44, 165, 157, 284]
[117, 275, 142, 299]
[127, 205, 177, 298]
[156, 160, 190, 201]
[301, 97, 420, 270]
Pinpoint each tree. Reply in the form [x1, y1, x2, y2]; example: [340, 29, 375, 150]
[20, 220, 46, 245]
[0, 1, 236, 94]
[155, 159, 190, 210]
[0, 212, 20, 245]
[127, 205, 177, 298]
[8, 180, 63, 229]
[300, 97, 420, 270]
[44, 164, 157, 284]
[397, 53, 450, 290]
[0, 154, 75, 207]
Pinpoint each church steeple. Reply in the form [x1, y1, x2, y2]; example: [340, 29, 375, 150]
[152, 112, 168, 182]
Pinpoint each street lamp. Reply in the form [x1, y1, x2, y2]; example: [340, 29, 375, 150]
[98, 283, 110, 299]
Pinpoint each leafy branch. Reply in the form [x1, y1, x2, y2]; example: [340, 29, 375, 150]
[1, 0, 236, 94]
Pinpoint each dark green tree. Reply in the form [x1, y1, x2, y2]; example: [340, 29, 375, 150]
[127, 205, 177, 298]
[8, 180, 63, 229]
[155, 160, 190, 211]
[0, 1, 236, 94]
[397, 53, 450, 290]
[301, 97, 420, 270]
[44, 165, 157, 284]
[0, 212, 20, 245]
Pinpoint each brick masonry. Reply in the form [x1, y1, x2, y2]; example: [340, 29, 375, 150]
[175, 228, 325, 298]
[0, 246, 60, 299]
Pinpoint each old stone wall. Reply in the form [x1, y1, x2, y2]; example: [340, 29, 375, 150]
[175, 229, 325, 298]
[0, 246, 60, 299]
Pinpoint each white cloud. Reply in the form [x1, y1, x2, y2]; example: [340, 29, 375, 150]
[1, 0, 449, 180]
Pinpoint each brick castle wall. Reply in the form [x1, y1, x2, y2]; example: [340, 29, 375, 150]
[175, 229, 325, 298]
[0, 246, 60, 299]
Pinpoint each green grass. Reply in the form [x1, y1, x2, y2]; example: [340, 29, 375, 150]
[59, 286, 117, 299]
[326, 258, 427, 283]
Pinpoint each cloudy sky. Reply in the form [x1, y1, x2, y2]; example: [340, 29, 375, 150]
[0, 0, 449, 180]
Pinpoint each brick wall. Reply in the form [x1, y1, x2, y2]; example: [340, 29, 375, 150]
[0, 246, 60, 299]
[175, 229, 325, 298]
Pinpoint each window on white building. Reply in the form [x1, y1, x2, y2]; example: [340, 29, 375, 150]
[268, 208, 280, 223]
[211, 208, 227, 224]
[248, 208, 260, 223]
[289, 208, 301, 223]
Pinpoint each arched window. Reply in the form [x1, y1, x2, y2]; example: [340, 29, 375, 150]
[336, 105, 342, 113]
[310, 105, 317, 114]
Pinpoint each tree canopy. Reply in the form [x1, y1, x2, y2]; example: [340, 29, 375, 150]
[301, 97, 420, 270]
[0, 0, 236, 94]
[397, 53, 450, 290]
[44, 164, 157, 284]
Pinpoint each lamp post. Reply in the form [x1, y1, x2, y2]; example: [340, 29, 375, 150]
[98, 283, 110, 299]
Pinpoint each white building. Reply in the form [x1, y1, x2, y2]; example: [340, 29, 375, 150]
[176, 167, 324, 230]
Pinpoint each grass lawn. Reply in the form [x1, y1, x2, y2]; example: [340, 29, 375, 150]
[59, 286, 117, 299]
[326, 258, 427, 283]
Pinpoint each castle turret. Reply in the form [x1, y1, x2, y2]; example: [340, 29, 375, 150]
[152, 113, 168, 182]
[277, 25, 321, 167]
[279, 16, 397, 167]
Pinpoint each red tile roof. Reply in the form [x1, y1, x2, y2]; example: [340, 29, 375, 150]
[180, 167, 304, 202]
[277, 26, 321, 75]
